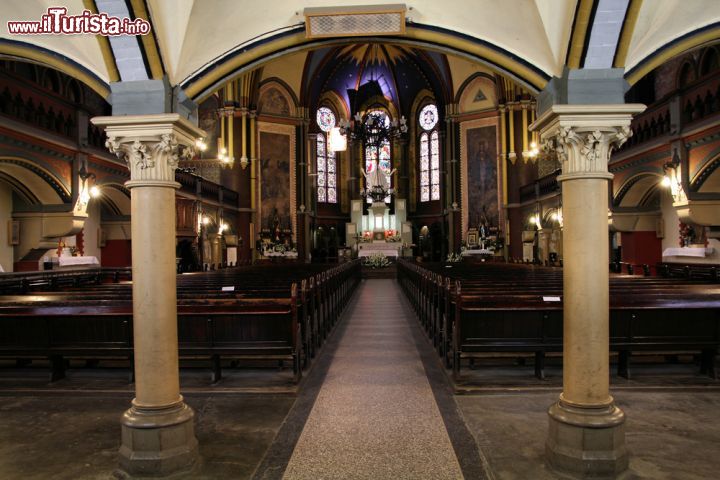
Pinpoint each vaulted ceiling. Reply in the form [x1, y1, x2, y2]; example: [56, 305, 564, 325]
[1, 0, 719, 100]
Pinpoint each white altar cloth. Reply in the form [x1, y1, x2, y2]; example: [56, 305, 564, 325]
[358, 243, 400, 258]
[462, 249, 494, 256]
[662, 247, 713, 258]
[57, 256, 100, 267]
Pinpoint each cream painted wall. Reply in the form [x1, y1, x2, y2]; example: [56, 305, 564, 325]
[157, 0, 563, 83]
[261, 51, 307, 102]
[447, 56, 495, 101]
[0, 182, 13, 272]
[661, 191, 720, 264]
[627, 0, 720, 71]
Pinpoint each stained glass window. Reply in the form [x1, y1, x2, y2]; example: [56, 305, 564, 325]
[316, 107, 336, 133]
[419, 104, 438, 131]
[420, 133, 430, 201]
[419, 105, 440, 202]
[316, 108, 338, 203]
[430, 130, 440, 200]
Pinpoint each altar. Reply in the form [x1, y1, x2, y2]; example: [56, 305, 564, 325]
[358, 242, 401, 258]
[57, 256, 100, 267]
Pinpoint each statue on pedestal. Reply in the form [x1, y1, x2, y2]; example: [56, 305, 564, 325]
[362, 158, 395, 202]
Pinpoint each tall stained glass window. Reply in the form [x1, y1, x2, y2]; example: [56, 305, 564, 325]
[316, 107, 337, 203]
[419, 104, 440, 202]
[364, 110, 392, 203]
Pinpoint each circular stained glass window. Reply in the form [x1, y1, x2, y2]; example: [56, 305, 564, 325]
[316, 107, 336, 132]
[419, 104, 438, 131]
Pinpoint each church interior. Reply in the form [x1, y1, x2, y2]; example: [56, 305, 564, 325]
[1, 1, 719, 479]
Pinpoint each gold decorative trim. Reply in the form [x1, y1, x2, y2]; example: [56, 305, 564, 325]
[459, 115, 501, 239]
[129, 0, 164, 79]
[626, 26, 720, 85]
[613, 0, 643, 68]
[0, 42, 110, 98]
[184, 29, 548, 101]
[257, 121, 297, 243]
[82, 0, 120, 83]
[566, 0, 595, 69]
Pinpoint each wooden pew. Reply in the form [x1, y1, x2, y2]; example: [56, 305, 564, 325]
[397, 259, 720, 382]
[0, 260, 362, 384]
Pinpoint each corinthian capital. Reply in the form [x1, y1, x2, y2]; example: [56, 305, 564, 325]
[92, 114, 206, 187]
[530, 104, 645, 182]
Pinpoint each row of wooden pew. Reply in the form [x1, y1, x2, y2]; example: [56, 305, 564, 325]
[0, 267, 133, 294]
[398, 259, 720, 381]
[0, 261, 361, 384]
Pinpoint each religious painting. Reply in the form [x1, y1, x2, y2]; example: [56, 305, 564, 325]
[466, 125, 499, 229]
[258, 87, 291, 116]
[259, 131, 291, 232]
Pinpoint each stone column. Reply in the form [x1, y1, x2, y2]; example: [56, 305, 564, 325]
[531, 104, 644, 477]
[92, 114, 205, 476]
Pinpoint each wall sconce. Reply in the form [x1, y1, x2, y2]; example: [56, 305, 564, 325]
[193, 137, 236, 169]
[529, 213, 541, 229]
[218, 147, 235, 169]
[528, 141, 540, 159]
[661, 149, 682, 200]
[78, 164, 101, 205]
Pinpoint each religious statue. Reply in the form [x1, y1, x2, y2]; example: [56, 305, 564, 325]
[479, 222, 489, 250]
[362, 158, 396, 198]
[270, 209, 281, 243]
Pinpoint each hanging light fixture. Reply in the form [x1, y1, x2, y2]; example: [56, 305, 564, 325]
[328, 126, 347, 152]
[338, 110, 407, 202]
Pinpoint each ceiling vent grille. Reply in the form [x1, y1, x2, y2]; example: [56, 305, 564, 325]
[304, 4, 406, 38]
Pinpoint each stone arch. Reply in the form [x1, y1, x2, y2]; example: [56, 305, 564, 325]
[184, 34, 547, 102]
[677, 58, 697, 89]
[65, 78, 84, 104]
[691, 153, 720, 193]
[0, 157, 70, 205]
[0, 41, 109, 98]
[98, 183, 131, 216]
[317, 90, 348, 126]
[41, 68, 62, 94]
[614, 172, 664, 208]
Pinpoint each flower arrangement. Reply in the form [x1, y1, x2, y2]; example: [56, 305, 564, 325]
[385, 229, 401, 242]
[360, 231, 373, 242]
[362, 252, 392, 268]
[446, 252, 463, 262]
[679, 222, 696, 247]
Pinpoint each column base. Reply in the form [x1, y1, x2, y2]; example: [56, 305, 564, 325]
[546, 398, 628, 478]
[119, 400, 198, 477]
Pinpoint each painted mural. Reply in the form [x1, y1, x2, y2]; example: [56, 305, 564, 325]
[466, 126, 498, 229]
[258, 87, 291, 116]
[260, 131, 291, 231]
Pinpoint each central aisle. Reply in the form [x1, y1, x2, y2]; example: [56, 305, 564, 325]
[282, 279, 464, 479]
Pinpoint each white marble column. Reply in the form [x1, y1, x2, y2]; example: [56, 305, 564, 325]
[92, 114, 205, 476]
[531, 104, 644, 477]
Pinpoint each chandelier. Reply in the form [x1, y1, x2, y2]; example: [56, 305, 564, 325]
[337, 109, 407, 202]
